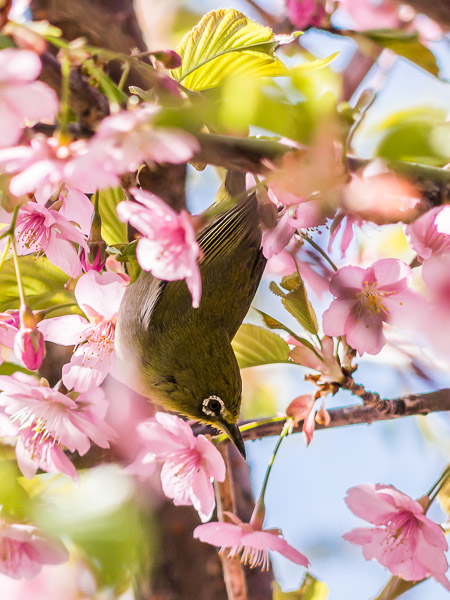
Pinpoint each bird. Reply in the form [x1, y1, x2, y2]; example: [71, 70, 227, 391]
[115, 171, 266, 458]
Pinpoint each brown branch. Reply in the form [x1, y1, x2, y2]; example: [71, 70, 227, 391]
[239, 388, 450, 442]
[215, 445, 248, 600]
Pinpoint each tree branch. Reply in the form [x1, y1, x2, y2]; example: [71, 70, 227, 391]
[239, 388, 450, 442]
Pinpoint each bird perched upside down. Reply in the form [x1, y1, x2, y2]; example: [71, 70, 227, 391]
[115, 172, 266, 458]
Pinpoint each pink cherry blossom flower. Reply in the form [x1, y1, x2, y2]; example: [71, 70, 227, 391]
[337, 0, 400, 31]
[117, 188, 202, 307]
[0, 135, 117, 199]
[421, 254, 450, 356]
[38, 271, 127, 392]
[131, 412, 225, 522]
[0, 49, 58, 148]
[89, 104, 199, 173]
[35, 186, 94, 236]
[286, 0, 326, 28]
[343, 483, 450, 590]
[0, 521, 68, 579]
[405, 206, 450, 263]
[0, 373, 114, 479]
[0, 201, 89, 278]
[323, 258, 423, 355]
[194, 510, 309, 570]
[289, 336, 344, 384]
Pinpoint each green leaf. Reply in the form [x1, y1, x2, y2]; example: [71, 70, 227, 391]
[172, 9, 290, 91]
[270, 274, 318, 335]
[231, 324, 290, 368]
[0, 256, 75, 312]
[290, 51, 339, 75]
[362, 29, 439, 76]
[373, 107, 449, 167]
[255, 309, 316, 351]
[98, 187, 128, 245]
[273, 574, 328, 599]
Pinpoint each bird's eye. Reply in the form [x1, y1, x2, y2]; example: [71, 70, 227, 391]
[202, 395, 225, 417]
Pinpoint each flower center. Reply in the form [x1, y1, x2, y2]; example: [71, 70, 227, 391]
[16, 212, 49, 252]
[356, 281, 394, 316]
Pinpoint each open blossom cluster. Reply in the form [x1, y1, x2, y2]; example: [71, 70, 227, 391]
[0, 36, 449, 593]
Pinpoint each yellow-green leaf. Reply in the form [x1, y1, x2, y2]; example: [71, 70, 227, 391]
[232, 324, 290, 368]
[172, 9, 290, 91]
[98, 187, 128, 246]
[273, 574, 328, 600]
[0, 256, 75, 313]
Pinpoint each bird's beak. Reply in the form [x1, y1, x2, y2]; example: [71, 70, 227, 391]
[220, 420, 246, 459]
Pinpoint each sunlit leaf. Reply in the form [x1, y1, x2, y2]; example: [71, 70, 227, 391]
[290, 51, 339, 75]
[362, 29, 439, 77]
[270, 274, 319, 335]
[98, 187, 128, 246]
[255, 308, 316, 350]
[172, 9, 291, 91]
[232, 323, 291, 368]
[0, 256, 76, 313]
[273, 574, 328, 599]
[438, 473, 450, 519]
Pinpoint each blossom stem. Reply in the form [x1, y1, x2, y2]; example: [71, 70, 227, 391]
[0, 237, 11, 273]
[58, 52, 72, 138]
[256, 420, 292, 508]
[117, 62, 130, 92]
[426, 463, 450, 507]
[10, 234, 27, 307]
[300, 233, 338, 272]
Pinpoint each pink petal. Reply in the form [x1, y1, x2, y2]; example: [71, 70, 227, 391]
[195, 435, 226, 482]
[344, 311, 385, 355]
[329, 265, 366, 297]
[59, 188, 93, 235]
[0, 49, 41, 83]
[345, 485, 405, 525]
[0, 107, 24, 148]
[414, 525, 449, 582]
[62, 347, 112, 392]
[190, 468, 216, 522]
[371, 258, 411, 291]
[193, 522, 244, 547]
[289, 345, 323, 370]
[322, 299, 354, 337]
[155, 412, 195, 446]
[256, 531, 310, 567]
[75, 271, 126, 319]
[37, 315, 89, 345]
[2, 81, 58, 123]
[45, 234, 82, 278]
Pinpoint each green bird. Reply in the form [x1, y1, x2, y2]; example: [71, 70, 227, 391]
[115, 172, 266, 458]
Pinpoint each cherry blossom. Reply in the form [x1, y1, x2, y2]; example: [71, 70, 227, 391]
[0, 521, 68, 580]
[117, 188, 202, 307]
[194, 510, 309, 570]
[405, 206, 450, 262]
[322, 258, 423, 355]
[290, 336, 344, 384]
[89, 103, 199, 173]
[0, 49, 58, 148]
[336, 0, 400, 30]
[35, 186, 94, 236]
[343, 484, 450, 590]
[0, 373, 114, 479]
[286, 0, 325, 28]
[14, 328, 44, 371]
[38, 271, 127, 392]
[421, 254, 450, 356]
[1, 201, 89, 278]
[131, 412, 225, 522]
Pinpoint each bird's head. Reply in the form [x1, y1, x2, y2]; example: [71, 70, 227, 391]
[142, 334, 246, 458]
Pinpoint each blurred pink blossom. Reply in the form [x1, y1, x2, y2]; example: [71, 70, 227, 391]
[194, 510, 309, 570]
[0, 135, 117, 198]
[421, 254, 450, 356]
[1, 201, 89, 278]
[328, 211, 361, 258]
[343, 484, 450, 590]
[0, 312, 19, 365]
[117, 188, 202, 307]
[0, 373, 114, 479]
[131, 412, 225, 522]
[0, 521, 68, 579]
[90, 104, 199, 173]
[405, 206, 450, 263]
[0, 49, 58, 148]
[286, 0, 325, 28]
[337, 0, 400, 30]
[38, 271, 127, 392]
[323, 259, 423, 355]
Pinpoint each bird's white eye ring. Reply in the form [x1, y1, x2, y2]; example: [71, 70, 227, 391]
[202, 395, 225, 417]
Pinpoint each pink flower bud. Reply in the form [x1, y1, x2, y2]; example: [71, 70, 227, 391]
[14, 328, 45, 370]
[80, 243, 107, 273]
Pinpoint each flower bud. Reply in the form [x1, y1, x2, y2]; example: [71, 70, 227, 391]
[80, 242, 107, 273]
[14, 327, 45, 370]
